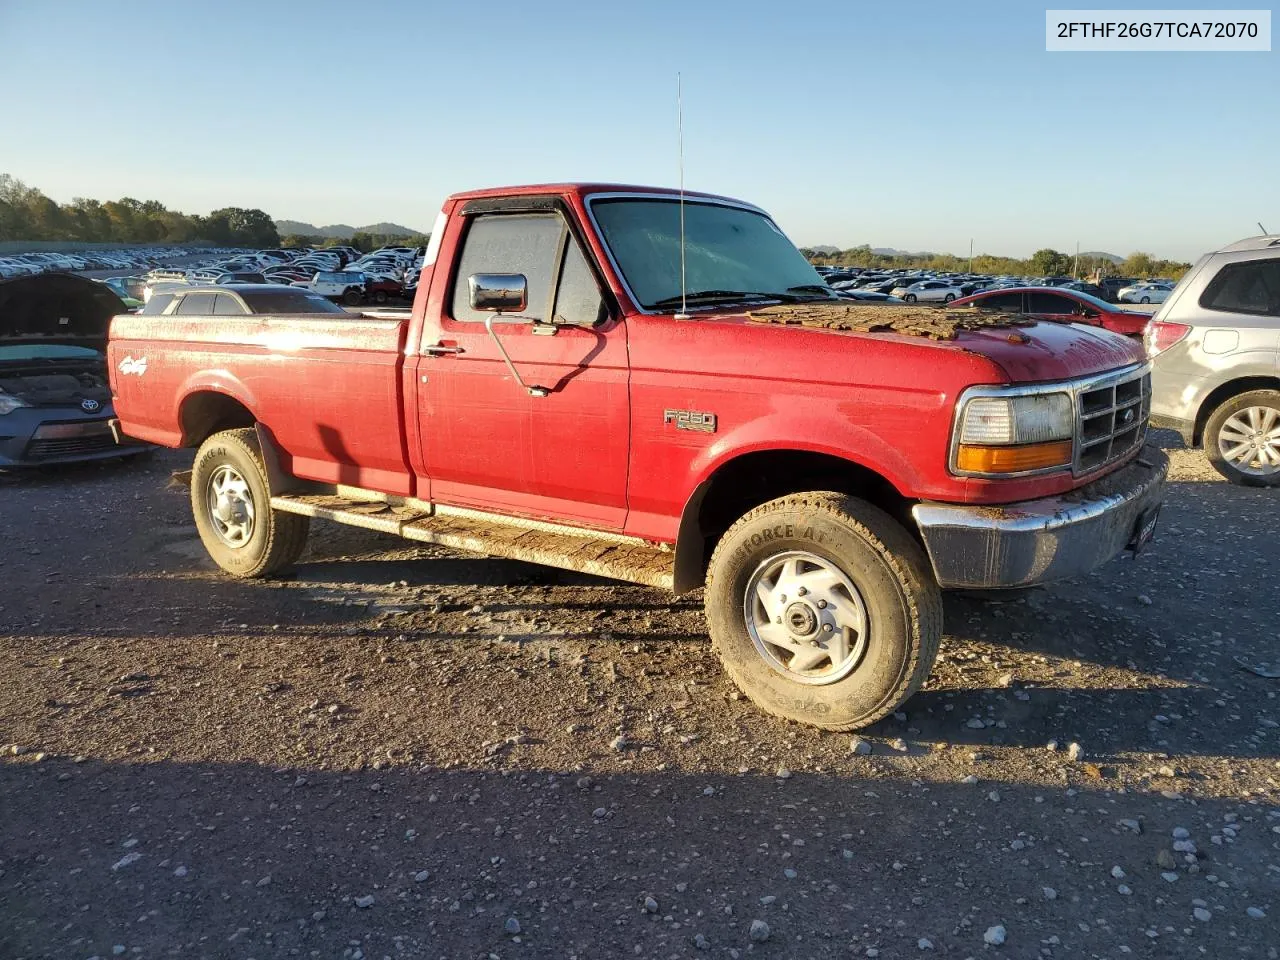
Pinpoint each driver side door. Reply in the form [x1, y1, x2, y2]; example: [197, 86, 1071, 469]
[416, 210, 630, 530]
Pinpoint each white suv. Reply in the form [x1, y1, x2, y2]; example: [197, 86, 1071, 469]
[1147, 235, 1280, 486]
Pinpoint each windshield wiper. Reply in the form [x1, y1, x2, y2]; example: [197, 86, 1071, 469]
[650, 290, 780, 308]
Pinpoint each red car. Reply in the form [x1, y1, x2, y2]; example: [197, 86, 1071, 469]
[952, 286, 1150, 337]
[107, 182, 1167, 731]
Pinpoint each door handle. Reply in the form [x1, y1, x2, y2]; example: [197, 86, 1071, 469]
[423, 343, 465, 356]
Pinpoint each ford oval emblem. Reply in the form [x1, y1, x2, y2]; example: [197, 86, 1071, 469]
[81, 399, 101, 413]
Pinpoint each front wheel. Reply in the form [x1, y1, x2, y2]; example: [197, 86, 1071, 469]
[1204, 390, 1280, 487]
[343, 287, 363, 306]
[1140, 296, 1151, 304]
[705, 493, 942, 730]
[943, 293, 956, 303]
[192, 428, 310, 577]
[904, 294, 917, 303]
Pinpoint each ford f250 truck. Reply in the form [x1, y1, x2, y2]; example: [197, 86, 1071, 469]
[108, 183, 1168, 730]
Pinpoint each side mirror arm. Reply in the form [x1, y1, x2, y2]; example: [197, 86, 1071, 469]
[484, 314, 550, 397]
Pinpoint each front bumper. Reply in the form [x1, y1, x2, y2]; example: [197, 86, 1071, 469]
[911, 447, 1169, 589]
[0, 410, 149, 468]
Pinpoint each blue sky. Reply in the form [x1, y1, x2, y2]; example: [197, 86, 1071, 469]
[1, 0, 1276, 260]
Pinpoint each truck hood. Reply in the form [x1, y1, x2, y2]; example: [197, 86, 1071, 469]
[935, 318, 1145, 381]
[0, 273, 127, 350]
[732, 303, 1145, 383]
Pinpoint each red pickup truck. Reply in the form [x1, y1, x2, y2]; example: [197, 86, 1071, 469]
[108, 183, 1168, 730]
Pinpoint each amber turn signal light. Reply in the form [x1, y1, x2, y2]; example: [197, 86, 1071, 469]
[956, 440, 1072, 474]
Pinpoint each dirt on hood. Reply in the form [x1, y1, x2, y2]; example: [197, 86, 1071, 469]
[746, 303, 1034, 341]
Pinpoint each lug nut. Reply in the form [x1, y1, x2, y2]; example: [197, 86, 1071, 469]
[775, 617, 783, 625]
[796, 587, 807, 597]
[823, 623, 834, 632]
[778, 595, 786, 603]
[817, 600, 827, 609]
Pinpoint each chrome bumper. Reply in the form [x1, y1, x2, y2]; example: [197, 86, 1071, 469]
[911, 448, 1169, 589]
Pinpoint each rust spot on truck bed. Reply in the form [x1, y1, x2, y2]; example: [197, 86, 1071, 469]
[747, 303, 1033, 341]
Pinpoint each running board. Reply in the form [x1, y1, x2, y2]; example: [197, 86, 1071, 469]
[268, 493, 674, 589]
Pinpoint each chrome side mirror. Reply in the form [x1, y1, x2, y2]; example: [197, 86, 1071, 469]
[469, 273, 528, 314]
[468, 272, 550, 398]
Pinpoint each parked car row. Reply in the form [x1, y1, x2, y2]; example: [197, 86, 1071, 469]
[141, 244, 426, 306]
[813, 264, 1177, 304]
[0, 246, 241, 280]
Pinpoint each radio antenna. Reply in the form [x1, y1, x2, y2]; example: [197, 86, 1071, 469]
[674, 72, 690, 320]
[1259, 221, 1270, 235]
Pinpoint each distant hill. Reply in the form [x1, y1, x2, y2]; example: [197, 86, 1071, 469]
[1081, 251, 1123, 264]
[871, 246, 934, 257]
[274, 219, 424, 239]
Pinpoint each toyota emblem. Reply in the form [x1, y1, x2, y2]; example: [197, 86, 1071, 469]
[81, 399, 101, 413]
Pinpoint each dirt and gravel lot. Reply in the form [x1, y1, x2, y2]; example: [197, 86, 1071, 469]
[1, 435, 1277, 960]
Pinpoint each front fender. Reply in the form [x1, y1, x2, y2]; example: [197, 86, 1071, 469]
[670, 413, 925, 594]
[688, 411, 921, 497]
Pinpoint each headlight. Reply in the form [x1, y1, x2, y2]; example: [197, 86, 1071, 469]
[953, 391, 1074, 476]
[0, 391, 31, 415]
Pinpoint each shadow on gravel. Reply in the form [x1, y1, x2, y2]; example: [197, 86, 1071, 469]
[0, 451, 156, 486]
[1, 755, 1275, 960]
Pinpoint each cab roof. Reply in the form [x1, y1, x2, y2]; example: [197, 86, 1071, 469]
[445, 182, 751, 206]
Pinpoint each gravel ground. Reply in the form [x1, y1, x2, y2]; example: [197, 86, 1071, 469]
[1, 434, 1277, 960]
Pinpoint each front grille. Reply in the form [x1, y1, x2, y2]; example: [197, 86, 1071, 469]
[1076, 367, 1151, 474]
[24, 435, 120, 460]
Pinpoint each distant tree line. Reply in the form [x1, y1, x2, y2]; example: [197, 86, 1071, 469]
[280, 231, 431, 253]
[0, 174, 280, 248]
[800, 244, 1192, 280]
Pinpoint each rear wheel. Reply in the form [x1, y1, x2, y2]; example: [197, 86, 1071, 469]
[904, 294, 917, 303]
[192, 428, 309, 577]
[705, 493, 942, 730]
[943, 293, 956, 303]
[343, 287, 363, 306]
[374, 290, 388, 304]
[1204, 390, 1280, 487]
[1140, 296, 1151, 303]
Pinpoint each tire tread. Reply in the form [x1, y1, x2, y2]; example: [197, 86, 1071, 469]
[706, 492, 942, 730]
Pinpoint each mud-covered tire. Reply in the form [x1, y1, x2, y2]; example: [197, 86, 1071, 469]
[191, 428, 309, 578]
[705, 493, 942, 730]
[1204, 389, 1280, 487]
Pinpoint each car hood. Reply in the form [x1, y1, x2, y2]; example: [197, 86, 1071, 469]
[718, 302, 1146, 383]
[0, 273, 127, 349]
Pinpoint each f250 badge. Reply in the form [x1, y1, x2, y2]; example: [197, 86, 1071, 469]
[118, 356, 148, 376]
[663, 409, 717, 434]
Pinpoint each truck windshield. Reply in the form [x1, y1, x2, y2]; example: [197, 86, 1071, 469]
[591, 198, 827, 310]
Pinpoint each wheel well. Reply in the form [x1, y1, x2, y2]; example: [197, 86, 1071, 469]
[673, 450, 910, 594]
[180, 392, 256, 447]
[1193, 376, 1280, 445]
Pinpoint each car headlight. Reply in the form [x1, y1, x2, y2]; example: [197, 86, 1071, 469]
[0, 391, 31, 415]
[952, 391, 1074, 475]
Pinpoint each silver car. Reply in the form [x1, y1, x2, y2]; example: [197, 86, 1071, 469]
[1147, 235, 1280, 486]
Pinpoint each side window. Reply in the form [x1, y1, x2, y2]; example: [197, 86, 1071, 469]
[213, 294, 247, 315]
[176, 293, 216, 315]
[450, 214, 563, 322]
[1200, 259, 1280, 317]
[553, 236, 605, 326]
[976, 292, 1022, 312]
[1028, 292, 1074, 314]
